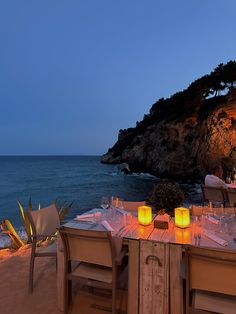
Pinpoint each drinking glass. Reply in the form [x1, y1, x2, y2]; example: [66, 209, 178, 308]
[232, 216, 236, 239]
[213, 206, 224, 232]
[192, 216, 202, 245]
[226, 215, 234, 235]
[111, 196, 119, 208]
[124, 212, 133, 225]
[203, 205, 213, 230]
[233, 173, 236, 185]
[117, 198, 124, 210]
[100, 196, 110, 210]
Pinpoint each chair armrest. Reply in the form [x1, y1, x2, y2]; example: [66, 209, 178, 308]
[115, 247, 128, 266]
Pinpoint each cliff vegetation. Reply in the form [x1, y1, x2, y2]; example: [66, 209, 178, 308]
[101, 61, 236, 179]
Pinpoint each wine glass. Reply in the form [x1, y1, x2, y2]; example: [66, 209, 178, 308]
[193, 216, 202, 245]
[233, 173, 236, 185]
[117, 198, 124, 210]
[100, 197, 110, 210]
[111, 196, 119, 208]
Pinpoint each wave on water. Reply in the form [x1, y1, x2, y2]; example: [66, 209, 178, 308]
[108, 172, 120, 176]
[130, 172, 158, 180]
[0, 235, 11, 248]
[108, 171, 159, 180]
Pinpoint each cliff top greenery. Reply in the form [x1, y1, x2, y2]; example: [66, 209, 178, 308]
[108, 60, 236, 155]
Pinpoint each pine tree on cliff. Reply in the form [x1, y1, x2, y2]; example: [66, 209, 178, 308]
[102, 60, 236, 168]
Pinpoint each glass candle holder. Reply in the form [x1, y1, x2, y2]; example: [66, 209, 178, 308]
[138, 206, 152, 226]
[174, 207, 190, 228]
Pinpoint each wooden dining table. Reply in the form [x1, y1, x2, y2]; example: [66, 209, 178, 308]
[57, 207, 236, 314]
[226, 183, 236, 189]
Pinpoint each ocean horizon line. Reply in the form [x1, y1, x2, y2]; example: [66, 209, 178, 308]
[0, 154, 102, 157]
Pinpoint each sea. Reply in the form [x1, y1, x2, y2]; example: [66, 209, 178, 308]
[0, 156, 201, 247]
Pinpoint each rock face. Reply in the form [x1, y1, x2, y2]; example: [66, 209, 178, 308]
[101, 63, 236, 179]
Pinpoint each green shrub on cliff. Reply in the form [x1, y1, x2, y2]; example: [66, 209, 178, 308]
[104, 60, 236, 160]
[147, 182, 184, 215]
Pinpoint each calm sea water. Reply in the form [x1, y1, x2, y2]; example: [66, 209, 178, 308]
[0, 156, 159, 226]
[0, 156, 201, 247]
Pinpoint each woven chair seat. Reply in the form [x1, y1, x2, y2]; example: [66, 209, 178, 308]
[70, 262, 112, 284]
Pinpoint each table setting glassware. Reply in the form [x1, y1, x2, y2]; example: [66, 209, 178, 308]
[100, 196, 114, 221]
[192, 213, 228, 246]
[111, 196, 119, 208]
[212, 206, 225, 231]
[124, 212, 133, 225]
[192, 216, 202, 246]
[226, 174, 232, 184]
[202, 204, 221, 231]
[100, 196, 110, 210]
[117, 198, 124, 210]
[110, 196, 127, 218]
[225, 215, 235, 235]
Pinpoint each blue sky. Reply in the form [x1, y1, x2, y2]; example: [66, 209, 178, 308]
[0, 0, 235, 155]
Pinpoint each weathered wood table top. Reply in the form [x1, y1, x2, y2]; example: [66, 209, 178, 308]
[64, 208, 236, 251]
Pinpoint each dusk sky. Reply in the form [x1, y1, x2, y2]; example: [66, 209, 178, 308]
[0, 1, 235, 155]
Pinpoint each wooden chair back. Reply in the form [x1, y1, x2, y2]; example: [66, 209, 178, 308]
[29, 204, 60, 236]
[28, 204, 59, 293]
[111, 200, 146, 211]
[191, 205, 235, 216]
[59, 227, 114, 267]
[123, 201, 146, 211]
[186, 246, 236, 297]
[201, 185, 225, 204]
[191, 205, 204, 216]
[226, 190, 236, 207]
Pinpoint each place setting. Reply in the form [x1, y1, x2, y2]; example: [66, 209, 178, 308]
[66, 196, 135, 235]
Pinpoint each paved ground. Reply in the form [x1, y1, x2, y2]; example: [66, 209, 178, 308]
[0, 246, 127, 314]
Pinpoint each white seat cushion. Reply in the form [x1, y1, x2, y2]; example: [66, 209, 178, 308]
[71, 262, 112, 284]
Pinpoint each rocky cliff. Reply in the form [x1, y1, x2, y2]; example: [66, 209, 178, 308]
[101, 62, 236, 179]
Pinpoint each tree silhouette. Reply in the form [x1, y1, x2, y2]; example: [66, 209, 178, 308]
[106, 60, 236, 157]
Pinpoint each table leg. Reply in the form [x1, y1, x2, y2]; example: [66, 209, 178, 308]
[169, 244, 183, 314]
[128, 239, 140, 314]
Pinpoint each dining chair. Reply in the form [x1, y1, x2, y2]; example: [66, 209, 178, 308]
[28, 204, 60, 293]
[226, 189, 236, 207]
[191, 205, 204, 216]
[112, 200, 146, 212]
[185, 245, 236, 314]
[201, 185, 226, 206]
[59, 226, 127, 314]
[191, 205, 235, 216]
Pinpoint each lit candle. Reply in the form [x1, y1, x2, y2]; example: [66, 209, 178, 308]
[138, 206, 152, 226]
[174, 207, 190, 228]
